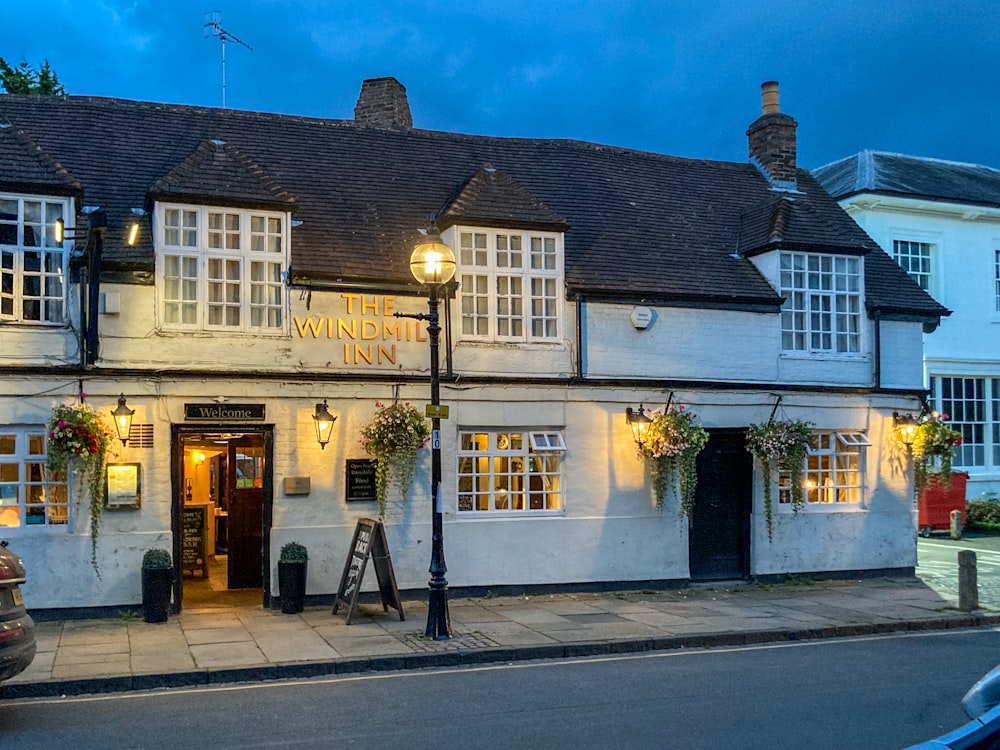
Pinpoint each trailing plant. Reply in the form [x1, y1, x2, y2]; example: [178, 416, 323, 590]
[141, 548, 172, 569]
[637, 404, 709, 517]
[47, 399, 114, 570]
[746, 419, 814, 541]
[359, 401, 430, 520]
[279, 541, 308, 563]
[912, 412, 963, 495]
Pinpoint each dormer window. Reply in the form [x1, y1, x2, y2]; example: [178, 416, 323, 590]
[156, 203, 288, 333]
[457, 228, 562, 343]
[0, 194, 69, 324]
[779, 252, 862, 354]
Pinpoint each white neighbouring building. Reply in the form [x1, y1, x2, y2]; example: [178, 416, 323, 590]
[815, 151, 1000, 499]
[0, 80, 946, 614]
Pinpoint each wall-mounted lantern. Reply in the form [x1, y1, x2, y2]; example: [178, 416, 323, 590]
[313, 400, 337, 449]
[893, 412, 918, 449]
[626, 404, 652, 447]
[110, 394, 135, 445]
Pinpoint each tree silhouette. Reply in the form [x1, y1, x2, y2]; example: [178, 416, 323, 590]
[0, 57, 66, 95]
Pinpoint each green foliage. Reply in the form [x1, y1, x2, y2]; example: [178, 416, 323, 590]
[279, 541, 308, 563]
[746, 419, 814, 541]
[141, 548, 172, 569]
[359, 401, 430, 520]
[47, 400, 114, 570]
[965, 498, 1000, 530]
[0, 57, 66, 95]
[637, 404, 709, 517]
[912, 413, 963, 494]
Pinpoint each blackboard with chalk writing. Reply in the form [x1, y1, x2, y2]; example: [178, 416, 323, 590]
[181, 505, 208, 577]
[346, 459, 377, 502]
[332, 517, 403, 624]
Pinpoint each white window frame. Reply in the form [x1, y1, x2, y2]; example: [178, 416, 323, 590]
[779, 252, 863, 355]
[0, 428, 69, 530]
[994, 249, 1000, 313]
[930, 376, 1000, 470]
[0, 193, 70, 324]
[455, 227, 563, 344]
[155, 202, 290, 334]
[457, 429, 565, 515]
[778, 431, 868, 508]
[892, 239, 933, 293]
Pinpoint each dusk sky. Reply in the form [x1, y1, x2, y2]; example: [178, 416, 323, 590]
[2, 1, 998, 171]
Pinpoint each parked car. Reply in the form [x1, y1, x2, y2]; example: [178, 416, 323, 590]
[0, 541, 36, 681]
[904, 664, 1000, 748]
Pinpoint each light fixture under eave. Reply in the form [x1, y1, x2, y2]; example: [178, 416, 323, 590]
[313, 400, 337, 449]
[893, 412, 918, 448]
[127, 221, 140, 246]
[111, 394, 135, 445]
[626, 404, 652, 447]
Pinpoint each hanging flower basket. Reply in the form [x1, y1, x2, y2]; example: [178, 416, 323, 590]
[746, 419, 814, 541]
[637, 404, 709, 517]
[47, 399, 114, 570]
[359, 401, 430, 520]
[912, 412, 962, 495]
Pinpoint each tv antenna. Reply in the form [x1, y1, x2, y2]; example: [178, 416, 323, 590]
[203, 11, 252, 108]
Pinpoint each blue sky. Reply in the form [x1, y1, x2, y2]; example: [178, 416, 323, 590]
[2, 1, 998, 170]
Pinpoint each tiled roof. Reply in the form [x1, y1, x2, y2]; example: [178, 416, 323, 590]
[150, 139, 295, 210]
[0, 122, 81, 196]
[438, 165, 567, 232]
[813, 150, 1000, 208]
[0, 95, 944, 319]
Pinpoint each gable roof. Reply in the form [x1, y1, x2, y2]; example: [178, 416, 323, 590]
[813, 150, 1000, 209]
[0, 94, 944, 321]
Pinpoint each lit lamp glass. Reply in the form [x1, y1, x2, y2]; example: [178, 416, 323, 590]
[313, 400, 337, 449]
[111, 394, 135, 445]
[626, 404, 652, 447]
[409, 234, 456, 287]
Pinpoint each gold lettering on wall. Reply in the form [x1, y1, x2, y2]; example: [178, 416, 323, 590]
[297, 294, 423, 366]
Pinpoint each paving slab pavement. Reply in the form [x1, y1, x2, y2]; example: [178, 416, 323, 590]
[4, 572, 1000, 700]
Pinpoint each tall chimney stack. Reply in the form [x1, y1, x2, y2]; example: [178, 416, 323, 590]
[354, 77, 413, 130]
[747, 81, 798, 189]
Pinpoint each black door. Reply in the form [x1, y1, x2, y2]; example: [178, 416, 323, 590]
[227, 437, 264, 589]
[688, 429, 752, 581]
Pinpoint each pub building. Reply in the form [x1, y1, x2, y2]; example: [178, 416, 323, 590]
[0, 79, 945, 613]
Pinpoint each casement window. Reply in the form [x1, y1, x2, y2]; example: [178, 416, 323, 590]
[157, 204, 288, 333]
[457, 430, 564, 513]
[893, 239, 933, 292]
[779, 432, 869, 506]
[458, 229, 561, 342]
[0, 194, 69, 324]
[779, 252, 862, 354]
[0, 429, 68, 528]
[930, 376, 1000, 469]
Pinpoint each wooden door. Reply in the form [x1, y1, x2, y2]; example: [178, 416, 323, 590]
[688, 430, 752, 581]
[227, 437, 264, 589]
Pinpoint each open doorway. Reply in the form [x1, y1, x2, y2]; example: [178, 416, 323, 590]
[173, 427, 272, 610]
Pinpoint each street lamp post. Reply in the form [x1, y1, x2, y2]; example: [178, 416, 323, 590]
[395, 228, 456, 640]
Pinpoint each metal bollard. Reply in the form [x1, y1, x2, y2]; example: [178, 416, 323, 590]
[959, 549, 979, 612]
[951, 509, 964, 540]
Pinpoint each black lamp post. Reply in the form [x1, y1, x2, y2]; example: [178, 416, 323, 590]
[395, 227, 456, 640]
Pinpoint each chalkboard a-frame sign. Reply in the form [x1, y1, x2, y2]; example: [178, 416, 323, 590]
[332, 518, 404, 624]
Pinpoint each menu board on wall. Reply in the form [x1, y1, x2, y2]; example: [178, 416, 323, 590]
[105, 463, 142, 509]
[181, 505, 208, 577]
[345, 459, 377, 502]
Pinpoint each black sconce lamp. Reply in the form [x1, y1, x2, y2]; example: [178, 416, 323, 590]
[111, 394, 135, 445]
[893, 412, 918, 448]
[313, 400, 337, 449]
[626, 404, 652, 447]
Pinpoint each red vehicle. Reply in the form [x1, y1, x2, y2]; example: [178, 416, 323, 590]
[918, 472, 968, 538]
[0, 541, 36, 681]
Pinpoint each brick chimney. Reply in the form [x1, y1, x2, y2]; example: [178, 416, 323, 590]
[747, 81, 798, 190]
[354, 77, 413, 130]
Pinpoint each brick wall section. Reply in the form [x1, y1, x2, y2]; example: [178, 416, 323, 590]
[354, 77, 413, 130]
[747, 112, 798, 185]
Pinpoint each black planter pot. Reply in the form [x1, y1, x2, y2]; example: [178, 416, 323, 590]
[141, 567, 172, 623]
[279, 561, 307, 614]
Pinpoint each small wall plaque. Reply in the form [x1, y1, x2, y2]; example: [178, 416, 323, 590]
[283, 477, 311, 496]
